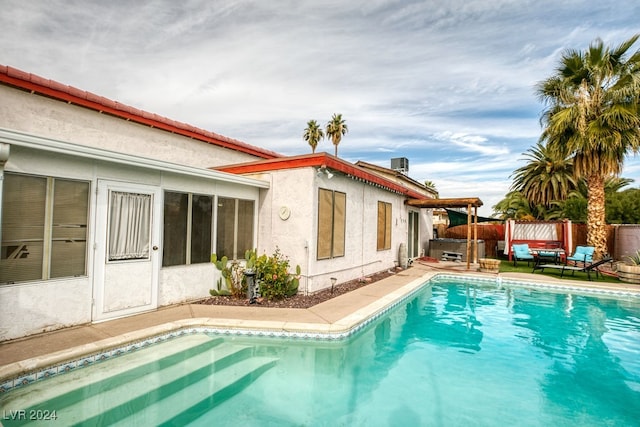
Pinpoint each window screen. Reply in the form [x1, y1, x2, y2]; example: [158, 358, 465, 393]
[162, 192, 213, 267]
[317, 189, 346, 259]
[1, 173, 88, 284]
[237, 199, 254, 258]
[191, 195, 213, 264]
[51, 179, 89, 277]
[377, 201, 392, 251]
[216, 197, 236, 259]
[216, 197, 255, 260]
[163, 192, 188, 266]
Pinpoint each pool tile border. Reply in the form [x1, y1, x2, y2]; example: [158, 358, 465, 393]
[1, 273, 638, 394]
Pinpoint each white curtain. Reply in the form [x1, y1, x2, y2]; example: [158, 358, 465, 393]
[108, 191, 151, 260]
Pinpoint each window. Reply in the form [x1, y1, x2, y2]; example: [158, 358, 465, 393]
[1, 173, 89, 284]
[108, 191, 152, 261]
[317, 189, 346, 259]
[377, 201, 392, 251]
[162, 192, 213, 267]
[191, 195, 214, 263]
[216, 197, 255, 260]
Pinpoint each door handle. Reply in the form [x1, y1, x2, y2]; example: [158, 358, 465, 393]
[152, 246, 158, 251]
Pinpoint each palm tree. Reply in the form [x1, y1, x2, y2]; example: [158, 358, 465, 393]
[424, 180, 439, 197]
[325, 113, 348, 157]
[510, 141, 577, 208]
[303, 119, 324, 153]
[492, 191, 536, 220]
[537, 35, 640, 258]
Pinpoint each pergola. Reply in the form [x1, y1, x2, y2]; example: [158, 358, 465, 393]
[406, 197, 484, 270]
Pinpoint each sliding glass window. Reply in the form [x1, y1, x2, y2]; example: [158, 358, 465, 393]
[1, 173, 89, 284]
[216, 197, 255, 260]
[162, 191, 213, 267]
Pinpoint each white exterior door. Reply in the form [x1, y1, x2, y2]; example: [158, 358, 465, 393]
[93, 180, 161, 321]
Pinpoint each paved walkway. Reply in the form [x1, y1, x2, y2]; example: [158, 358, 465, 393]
[1, 261, 638, 382]
[0, 264, 435, 380]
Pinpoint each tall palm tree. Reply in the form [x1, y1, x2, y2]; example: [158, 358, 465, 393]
[492, 191, 536, 220]
[303, 119, 324, 153]
[537, 34, 640, 258]
[325, 113, 348, 157]
[510, 141, 577, 208]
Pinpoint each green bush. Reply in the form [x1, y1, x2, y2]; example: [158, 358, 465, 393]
[255, 248, 300, 300]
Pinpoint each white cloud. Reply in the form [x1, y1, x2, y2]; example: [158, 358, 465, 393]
[1, 0, 638, 215]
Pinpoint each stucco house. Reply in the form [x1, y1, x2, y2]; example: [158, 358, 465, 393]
[0, 66, 435, 340]
[216, 153, 434, 294]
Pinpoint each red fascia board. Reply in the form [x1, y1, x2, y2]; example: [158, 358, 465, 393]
[325, 157, 426, 199]
[218, 153, 427, 199]
[0, 65, 280, 160]
[217, 155, 325, 174]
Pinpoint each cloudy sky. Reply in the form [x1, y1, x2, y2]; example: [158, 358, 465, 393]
[2, 0, 639, 215]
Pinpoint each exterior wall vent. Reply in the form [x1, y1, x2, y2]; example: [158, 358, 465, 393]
[391, 157, 409, 174]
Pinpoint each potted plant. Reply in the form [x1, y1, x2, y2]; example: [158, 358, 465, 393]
[617, 250, 640, 284]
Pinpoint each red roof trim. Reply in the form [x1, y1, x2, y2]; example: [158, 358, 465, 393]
[216, 153, 428, 199]
[0, 65, 281, 160]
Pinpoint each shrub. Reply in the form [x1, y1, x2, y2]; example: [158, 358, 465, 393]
[625, 249, 640, 265]
[255, 248, 300, 300]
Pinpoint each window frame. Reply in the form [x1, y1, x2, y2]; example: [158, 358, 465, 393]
[1, 172, 90, 284]
[317, 188, 346, 260]
[162, 191, 214, 267]
[215, 196, 255, 260]
[377, 201, 392, 251]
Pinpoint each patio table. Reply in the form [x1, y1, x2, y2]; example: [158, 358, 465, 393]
[531, 248, 565, 272]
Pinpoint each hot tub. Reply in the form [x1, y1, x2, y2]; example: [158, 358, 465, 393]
[428, 238, 485, 262]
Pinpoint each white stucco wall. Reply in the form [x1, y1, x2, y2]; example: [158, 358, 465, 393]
[0, 86, 261, 168]
[1, 136, 262, 340]
[159, 264, 216, 306]
[0, 278, 92, 341]
[249, 167, 432, 294]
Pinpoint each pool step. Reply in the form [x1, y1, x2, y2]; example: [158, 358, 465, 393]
[113, 356, 279, 426]
[53, 340, 255, 425]
[3, 335, 278, 427]
[1, 333, 219, 410]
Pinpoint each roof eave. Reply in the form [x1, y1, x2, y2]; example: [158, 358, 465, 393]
[216, 152, 427, 199]
[0, 127, 270, 189]
[0, 65, 281, 160]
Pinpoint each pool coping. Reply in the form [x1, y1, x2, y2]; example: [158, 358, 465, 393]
[1, 268, 639, 394]
[0, 271, 435, 391]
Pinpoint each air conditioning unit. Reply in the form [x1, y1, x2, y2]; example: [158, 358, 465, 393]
[391, 157, 409, 174]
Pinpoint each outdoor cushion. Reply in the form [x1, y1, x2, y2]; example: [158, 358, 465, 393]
[567, 246, 594, 265]
[512, 244, 534, 265]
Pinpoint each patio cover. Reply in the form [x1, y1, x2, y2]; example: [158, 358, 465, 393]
[406, 197, 483, 270]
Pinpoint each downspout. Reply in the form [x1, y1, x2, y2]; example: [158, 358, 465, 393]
[0, 143, 10, 248]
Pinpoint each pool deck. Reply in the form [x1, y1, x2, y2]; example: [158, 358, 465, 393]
[1, 261, 639, 382]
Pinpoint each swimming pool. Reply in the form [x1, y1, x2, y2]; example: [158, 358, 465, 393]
[2, 276, 639, 426]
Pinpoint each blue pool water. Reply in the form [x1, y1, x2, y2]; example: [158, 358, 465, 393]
[2, 277, 640, 426]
